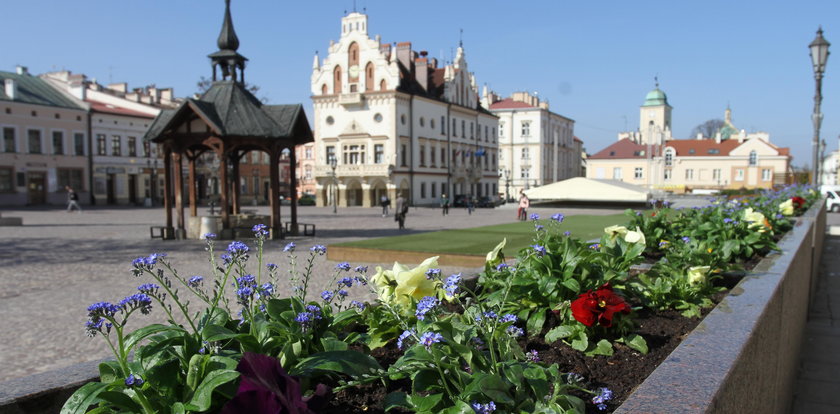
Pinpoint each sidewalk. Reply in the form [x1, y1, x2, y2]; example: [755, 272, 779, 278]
[791, 234, 840, 413]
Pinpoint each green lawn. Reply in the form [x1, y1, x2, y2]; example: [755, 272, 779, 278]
[335, 213, 629, 256]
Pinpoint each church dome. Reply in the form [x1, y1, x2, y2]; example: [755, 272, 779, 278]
[642, 88, 668, 107]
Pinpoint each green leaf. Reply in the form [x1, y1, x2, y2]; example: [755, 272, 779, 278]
[60, 382, 109, 414]
[544, 326, 574, 343]
[412, 369, 443, 393]
[409, 393, 444, 412]
[202, 324, 242, 342]
[526, 310, 546, 336]
[98, 361, 122, 383]
[187, 369, 240, 411]
[587, 339, 614, 356]
[561, 278, 580, 293]
[96, 391, 141, 412]
[124, 324, 182, 353]
[464, 373, 513, 405]
[291, 350, 382, 378]
[625, 334, 649, 354]
[570, 332, 588, 352]
[172, 402, 186, 414]
[320, 337, 349, 351]
[383, 392, 410, 412]
[441, 400, 474, 414]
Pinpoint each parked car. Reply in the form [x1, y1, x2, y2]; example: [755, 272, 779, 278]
[298, 194, 316, 206]
[821, 186, 840, 212]
[452, 194, 469, 208]
[477, 196, 502, 208]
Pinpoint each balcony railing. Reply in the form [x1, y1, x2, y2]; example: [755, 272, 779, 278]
[314, 163, 393, 178]
[339, 93, 364, 106]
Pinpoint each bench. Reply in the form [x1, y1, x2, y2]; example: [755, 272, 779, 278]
[285, 222, 316, 236]
[149, 226, 169, 239]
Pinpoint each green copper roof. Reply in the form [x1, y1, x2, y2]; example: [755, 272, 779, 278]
[642, 88, 669, 107]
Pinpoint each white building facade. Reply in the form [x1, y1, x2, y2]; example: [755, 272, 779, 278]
[310, 12, 499, 207]
[482, 91, 577, 200]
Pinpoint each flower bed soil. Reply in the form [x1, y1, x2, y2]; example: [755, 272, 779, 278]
[320, 273, 742, 414]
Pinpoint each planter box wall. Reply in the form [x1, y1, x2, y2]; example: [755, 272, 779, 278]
[616, 202, 825, 414]
[0, 203, 826, 414]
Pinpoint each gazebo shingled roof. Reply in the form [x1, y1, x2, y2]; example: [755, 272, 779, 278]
[143, 0, 313, 239]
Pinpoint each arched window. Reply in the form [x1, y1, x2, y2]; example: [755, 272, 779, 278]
[379, 79, 387, 91]
[749, 150, 757, 166]
[348, 42, 359, 80]
[321, 84, 328, 95]
[333, 66, 342, 94]
[365, 62, 375, 91]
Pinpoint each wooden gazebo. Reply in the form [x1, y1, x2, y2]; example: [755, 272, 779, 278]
[143, 0, 312, 239]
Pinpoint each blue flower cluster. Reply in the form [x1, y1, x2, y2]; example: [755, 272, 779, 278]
[415, 296, 438, 320]
[397, 329, 415, 350]
[551, 213, 565, 223]
[506, 326, 524, 337]
[681, 236, 691, 243]
[592, 387, 613, 411]
[425, 268, 441, 280]
[137, 283, 159, 294]
[235, 274, 256, 303]
[320, 290, 334, 301]
[85, 301, 120, 336]
[187, 276, 204, 288]
[335, 262, 351, 271]
[531, 244, 546, 257]
[125, 374, 144, 388]
[350, 300, 366, 311]
[130, 253, 166, 276]
[530, 213, 540, 221]
[227, 241, 249, 257]
[337, 277, 354, 288]
[252, 224, 269, 238]
[310, 245, 327, 255]
[471, 401, 496, 413]
[118, 293, 153, 315]
[203, 232, 217, 240]
[258, 283, 275, 299]
[419, 331, 444, 350]
[443, 273, 461, 297]
[499, 314, 517, 324]
[525, 349, 540, 362]
[354, 265, 368, 274]
[266, 263, 278, 271]
[283, 242, 296, 252]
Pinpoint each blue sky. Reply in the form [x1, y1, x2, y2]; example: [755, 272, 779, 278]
[4, 0, 840, 167]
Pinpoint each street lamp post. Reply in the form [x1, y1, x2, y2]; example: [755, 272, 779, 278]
[147, 158, 158, 207]
[810, 27, 830, 187]
[504, 169, 511, 202]
[330, 157, 337, 214]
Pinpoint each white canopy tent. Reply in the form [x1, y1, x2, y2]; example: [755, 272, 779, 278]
[523, 177, 650, 203]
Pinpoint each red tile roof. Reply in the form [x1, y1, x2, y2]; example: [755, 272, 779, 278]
[573, 136, 583, 143]
[489, 98, 534, 109]
[589, 139, 655, 159]
[590, 138, 792, 159]
[87, 100, 156, 118]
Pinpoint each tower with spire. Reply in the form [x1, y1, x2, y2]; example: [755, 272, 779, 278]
[638, 77, 672, 145]
[208, 0, 248, 84]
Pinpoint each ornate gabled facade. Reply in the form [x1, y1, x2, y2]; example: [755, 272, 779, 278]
[310, 12, 499, 208]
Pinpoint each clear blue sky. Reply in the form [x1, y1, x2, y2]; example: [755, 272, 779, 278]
[4, 0, 839, 167]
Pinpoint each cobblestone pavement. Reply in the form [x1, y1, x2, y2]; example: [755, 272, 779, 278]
[0, 203, 626, 382]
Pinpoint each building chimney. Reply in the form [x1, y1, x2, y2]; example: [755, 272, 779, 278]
[15, 66, 28, 75]
[4, 79, 17, 99]
[396, 42, 412, 71]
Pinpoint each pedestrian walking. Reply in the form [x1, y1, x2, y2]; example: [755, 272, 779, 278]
[394, 194, 408, 229]
[517, 192, 529, 221]
[467, 195, 475, 215]
[440, 193, 450, 216]
[380, 195, 390, 217]
[66, 186, 82, 213]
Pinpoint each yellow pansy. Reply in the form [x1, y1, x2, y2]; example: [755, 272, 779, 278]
[485, 239, 507, 268]
[392, 256, 440, 307]
[687, 266, 711, 285]
[743, 208, 769, 232]
[778, 199, 794, 216]
[604, 225, 628, 240]
[624, 226, 646, 245]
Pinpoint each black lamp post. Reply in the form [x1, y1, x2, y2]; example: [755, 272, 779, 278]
[504, 169, 511, 202]
[330, 157, 337, 214]
[810, 27, 830, 187]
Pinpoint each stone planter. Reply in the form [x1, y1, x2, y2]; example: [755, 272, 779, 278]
[0, 203, 825, 413]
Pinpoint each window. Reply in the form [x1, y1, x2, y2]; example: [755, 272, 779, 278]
[128, 137, 137, 156]
[634, 167, 643, 179]
[612, 167, 622, 180]
[521, 168, 530, 179]
[0, 167, 12, 192]
[431, 182, 437, 198]
[521, 148, 529, 160]
[325, 146, 335, 163]
[326, 116, 335, 125]
[664, 149, 673, 166]
[762, 169, 772, 181]
[3, 127, 15, 153]
[749, 150, 757, 166]
[685, 169, 694, 180]
[343, 144, 365, 164]
[419, 117, 425, 127]
[401, 114, 406, 125]
[373, 113, 383, 123]
[440, 148, 446, 167]
[111, 136, 122, 156]
[304, 166, 312, 180]
[74, 133, 85, 156]
[420, 182, 426, 198]
[499, 122, 505, 137]
[441, 116, 446, 134]
[52, 131, 64, 155]
[430, 145, 436, 166]
[97, 134, 106, 155]
[28, 129, 42, 154]
[707, 148, 720, 155]
[712, 169, 721, 180]
[419, 145, 426, 166]
[664, 169, 672, 181]
[521, 121, 530, 137]
[452, 119, 457, 136]
[735, 169, 744, 181]
[401, 144, 407, 167]
[470, 122, 474, 139]
[430, 118, 436, 130]
[374, 144, 384, 164]
[57, 168, 83, 190]
[462, 120, 466, 137]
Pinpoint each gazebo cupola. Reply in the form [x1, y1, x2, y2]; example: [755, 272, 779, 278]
[208, 0, 249, 84]
[143, 0, 313, 240]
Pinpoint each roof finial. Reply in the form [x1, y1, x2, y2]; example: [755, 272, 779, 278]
[217, 0, 240, 51]
[459, 28, 463, 48]
[353, 0, 357, 12]
[654, 75, 659, 89]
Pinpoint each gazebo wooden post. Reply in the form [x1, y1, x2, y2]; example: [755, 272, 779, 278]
[269, 148, 282, 239]
[231, 151, 241, 215]
[163, 148, 174, 239]
[173, 151, 186, 239]
[188, 154, 197, 217]
[219, 146, 231, 233]
[289, 145, 299, 235]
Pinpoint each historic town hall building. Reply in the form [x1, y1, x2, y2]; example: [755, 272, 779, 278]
[310, 12, 499, 207]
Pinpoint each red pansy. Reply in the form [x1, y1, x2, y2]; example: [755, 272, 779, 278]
[791, 196, 806, 210]
[570, 283, 630, 328]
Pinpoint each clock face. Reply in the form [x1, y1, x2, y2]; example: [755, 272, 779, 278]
[649, 111, 655, 118]
[349, 65, 360, 78]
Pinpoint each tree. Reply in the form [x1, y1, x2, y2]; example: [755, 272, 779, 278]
[689, 119, 725, 139]
[196, 76, 266, 103]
